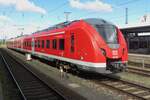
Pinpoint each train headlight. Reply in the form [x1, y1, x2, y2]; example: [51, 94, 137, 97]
[100, 48, 106, 56]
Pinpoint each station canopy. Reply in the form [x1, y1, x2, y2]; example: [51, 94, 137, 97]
[120, 23, 150, 33]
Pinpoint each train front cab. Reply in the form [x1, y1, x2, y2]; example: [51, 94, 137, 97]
[99, 27, 127, 73]
[83, 18, 128, 73]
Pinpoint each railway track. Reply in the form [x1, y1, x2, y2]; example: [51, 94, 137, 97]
[127, 67, 150, 77]
[3, 48, 150, 100]
[0, 50, 67, 100]
[92, 75, 150, 100]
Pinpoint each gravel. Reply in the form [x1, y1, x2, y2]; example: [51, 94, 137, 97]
[0, 52, 22, 100]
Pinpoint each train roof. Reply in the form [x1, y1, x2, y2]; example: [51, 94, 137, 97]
[33, 18, 112, 34]
[84, 18, 113, 25]
[9, 18, 114, 40]
[33, 22, 68, 34]
[33, 21, 78, 34]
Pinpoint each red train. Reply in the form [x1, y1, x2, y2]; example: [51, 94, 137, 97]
[7, 18, 128, 73]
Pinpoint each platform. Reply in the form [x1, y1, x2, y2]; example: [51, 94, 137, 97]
[129, 53, 150, 58]
[129, 53, 150, 65]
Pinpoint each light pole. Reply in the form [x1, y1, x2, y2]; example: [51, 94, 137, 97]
[18, 27, 24, 36]
[125, 8, 128, 24]
[64, 12, 71, 22]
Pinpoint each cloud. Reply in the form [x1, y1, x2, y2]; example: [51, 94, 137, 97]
[69, 0, 112, 12]
[0, 0, 46, 14]
[0, 24, 37, 39]
[0, 22, 52, 39]
[0, 15, 12, 22]
[0, 0, 15, 5]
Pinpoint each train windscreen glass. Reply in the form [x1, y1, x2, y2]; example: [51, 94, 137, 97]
[95, 25, 118, 44]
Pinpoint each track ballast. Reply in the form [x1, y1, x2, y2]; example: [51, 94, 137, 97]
[0, 50, 66, 100]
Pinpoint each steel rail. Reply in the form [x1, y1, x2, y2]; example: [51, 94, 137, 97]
[127, 67, 150, 77]
[93, 74, 150, 100]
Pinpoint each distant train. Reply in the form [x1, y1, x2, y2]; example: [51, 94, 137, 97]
[7, 18, 128, 73]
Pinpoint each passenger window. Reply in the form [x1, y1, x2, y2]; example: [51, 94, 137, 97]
[28, 41, 30, 47]
[46, 40, 50, 48]
[38, 40, 40, 48]
[59, 39, 64, 50]
[27, 41, 28, 47]
[25, 42, 27, 47]
[42, 40, 44, 48]
[52, 39, 57, 49]
[28, 41, 29, 47]
[29, 41, 30, 47]
[30, 41, 31, 47]
[71, 34, 74, 52]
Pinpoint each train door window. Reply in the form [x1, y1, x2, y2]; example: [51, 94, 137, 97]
[59, 39, 64, 50]
[46, 40, 50, 48]
[32, 41, 34, 47]
[35, 41, 37, 48]
[42, 40, 44, 48]
[52, 39, 57, 49]
[71, 34, 74, 52]
[38, 40, 40, 48]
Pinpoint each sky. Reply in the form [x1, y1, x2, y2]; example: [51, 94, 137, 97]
[0, 0, 150, 39]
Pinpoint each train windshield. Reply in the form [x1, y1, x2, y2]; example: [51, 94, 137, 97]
[95, 25, 118, 44]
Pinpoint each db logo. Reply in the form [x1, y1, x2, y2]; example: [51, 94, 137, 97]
[112, 50, 118, 55]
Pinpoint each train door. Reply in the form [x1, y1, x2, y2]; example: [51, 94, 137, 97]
[70, 33, 76, 58]
[58, 35, 65, 57]
[32, 37, 35, 54]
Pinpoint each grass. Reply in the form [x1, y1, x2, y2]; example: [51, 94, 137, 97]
[0, 45, 6, 48]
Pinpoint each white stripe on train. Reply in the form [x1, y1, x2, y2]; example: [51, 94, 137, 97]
[14, 48, 106, 68]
